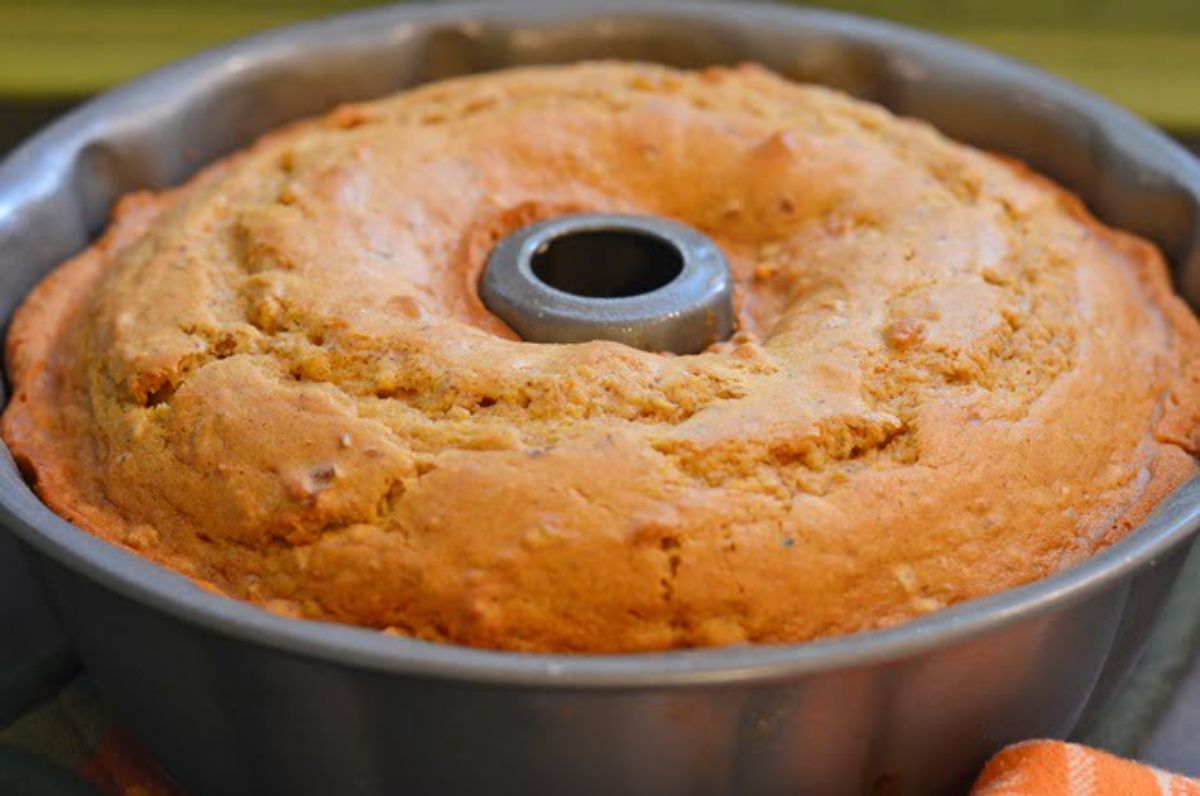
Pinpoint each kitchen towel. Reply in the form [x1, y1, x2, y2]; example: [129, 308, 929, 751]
[972, 740, 1200, 796]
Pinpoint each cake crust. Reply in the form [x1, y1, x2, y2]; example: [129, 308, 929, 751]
[5, 63, 1200, 652]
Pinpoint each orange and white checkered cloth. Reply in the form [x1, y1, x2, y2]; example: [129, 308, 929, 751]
[972, 740, 1200, 796]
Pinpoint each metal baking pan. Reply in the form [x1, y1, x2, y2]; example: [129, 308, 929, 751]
[2, 3, 1199, 794]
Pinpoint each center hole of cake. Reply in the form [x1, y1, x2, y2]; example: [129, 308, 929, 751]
[530, 228, 684, 299]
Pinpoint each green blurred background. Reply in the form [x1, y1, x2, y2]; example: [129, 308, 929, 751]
[0, 0, 1197, 150]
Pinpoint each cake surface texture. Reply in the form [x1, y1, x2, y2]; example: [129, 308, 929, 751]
[5, 63, 1200, 652]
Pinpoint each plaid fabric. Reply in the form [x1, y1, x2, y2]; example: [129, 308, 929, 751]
[0, 679, 177, 796]
[973, 741, 1200, 796]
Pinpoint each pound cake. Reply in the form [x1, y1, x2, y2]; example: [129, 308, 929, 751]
[5, 63, 1200, 652]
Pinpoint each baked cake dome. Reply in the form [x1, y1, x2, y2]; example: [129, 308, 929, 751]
[5, 63, 1199, 652]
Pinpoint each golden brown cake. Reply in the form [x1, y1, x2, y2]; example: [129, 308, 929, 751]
[5, 63, 1200, 652]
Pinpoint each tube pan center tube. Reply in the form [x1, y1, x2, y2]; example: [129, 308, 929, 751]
[481, 213, 735, 354]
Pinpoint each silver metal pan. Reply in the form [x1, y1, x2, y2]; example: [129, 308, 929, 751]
[1, 3, 1199, 794]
